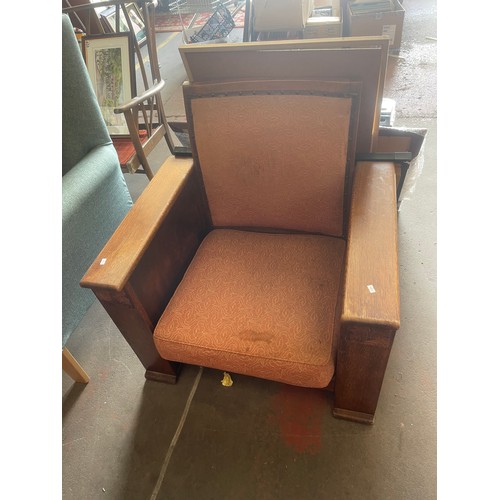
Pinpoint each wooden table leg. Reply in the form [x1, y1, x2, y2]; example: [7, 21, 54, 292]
[62, 347, 90, 384]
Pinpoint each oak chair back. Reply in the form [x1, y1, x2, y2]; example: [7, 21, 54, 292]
[184, 79, 361, 238]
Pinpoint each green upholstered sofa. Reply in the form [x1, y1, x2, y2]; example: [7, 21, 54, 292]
[62, 14, 133, 354]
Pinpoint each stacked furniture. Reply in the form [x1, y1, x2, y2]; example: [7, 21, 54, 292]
[62, 1, 190, 180]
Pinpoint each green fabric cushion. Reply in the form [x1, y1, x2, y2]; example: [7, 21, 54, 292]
[62, 144, 132, 347]
[62, 14, 111, 176]
[62, 14, 133, 347]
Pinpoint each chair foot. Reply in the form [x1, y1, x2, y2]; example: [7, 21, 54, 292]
[145, 361, 182, 384]
[62, 347, 90, 384]
[145, 369, 179, 384]
[332, 407, 374, 425]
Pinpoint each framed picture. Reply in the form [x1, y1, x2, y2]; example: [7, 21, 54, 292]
[83, 33, 136, 136]
[100, 3, 147, 46]
[100, 6, 127, 33]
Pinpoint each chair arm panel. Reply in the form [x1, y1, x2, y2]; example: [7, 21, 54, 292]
[342, 161, 400, 329]
[80, 156, 209, 380]
[334, 161, 399, 422]
[80, 156, 196, 292]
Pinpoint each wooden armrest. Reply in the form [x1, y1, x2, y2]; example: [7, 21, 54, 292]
[342, 161, 400, 329]
[80, 155, 207, 380]
[114, 80, 166, 114]
[81, 156, 194, 292]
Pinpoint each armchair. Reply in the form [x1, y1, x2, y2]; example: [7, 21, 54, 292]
[62, 13, 133, 381]
[81, 76, 400, 423]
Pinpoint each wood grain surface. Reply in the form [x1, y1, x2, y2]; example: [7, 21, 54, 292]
[81, 156, 195, 292]
[342, 161, 400, 328]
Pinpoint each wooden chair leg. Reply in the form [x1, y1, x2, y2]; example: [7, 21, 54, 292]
[62, 347, 90, 384]
[333, 325, 396, 424]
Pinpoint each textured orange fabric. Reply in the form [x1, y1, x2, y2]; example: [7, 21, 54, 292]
[154, 229, 345, 388]
[191, 94, 351, 237]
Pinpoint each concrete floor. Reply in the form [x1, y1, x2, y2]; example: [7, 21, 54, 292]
[62, 0, 437, 498]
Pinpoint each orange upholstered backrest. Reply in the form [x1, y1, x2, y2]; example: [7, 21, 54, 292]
[184, 80, 360, 238]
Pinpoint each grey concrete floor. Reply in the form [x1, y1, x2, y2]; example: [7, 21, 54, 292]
[62, 1, 437, 498]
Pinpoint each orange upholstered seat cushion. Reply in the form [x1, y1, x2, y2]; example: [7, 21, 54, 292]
[154, 229, 345, 388]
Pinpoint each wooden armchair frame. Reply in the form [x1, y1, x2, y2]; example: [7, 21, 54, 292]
[81, 78, 400, 424]
[62, 0, 189, 180]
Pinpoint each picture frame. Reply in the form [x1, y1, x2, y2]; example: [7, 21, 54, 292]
[100, 3, 147, 46]
[83, 33, 136, 136]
